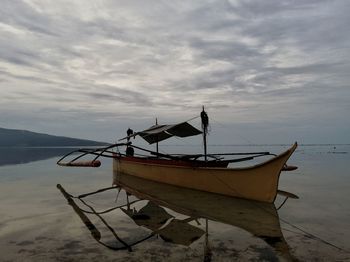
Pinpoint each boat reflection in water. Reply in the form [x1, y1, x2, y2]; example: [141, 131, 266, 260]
[58, 171, 298, 261]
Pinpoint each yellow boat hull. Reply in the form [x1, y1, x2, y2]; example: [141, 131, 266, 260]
[113, 143, 297, 203]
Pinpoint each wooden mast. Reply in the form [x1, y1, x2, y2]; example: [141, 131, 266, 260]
[201, 106, 208, 162]
[156, 118, 159, 154]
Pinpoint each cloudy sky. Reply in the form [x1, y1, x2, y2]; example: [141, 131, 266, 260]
[0, 0, 349, 144]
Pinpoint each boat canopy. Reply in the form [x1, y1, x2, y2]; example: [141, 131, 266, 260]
[121, 122, 202, 144]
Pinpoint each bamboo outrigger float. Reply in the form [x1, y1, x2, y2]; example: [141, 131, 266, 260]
[57, 108, 298, 203]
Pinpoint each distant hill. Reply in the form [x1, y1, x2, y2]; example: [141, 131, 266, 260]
[0, 127, 109, 147]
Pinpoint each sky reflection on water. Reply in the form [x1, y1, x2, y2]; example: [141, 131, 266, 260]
[0, 145, 349, 261]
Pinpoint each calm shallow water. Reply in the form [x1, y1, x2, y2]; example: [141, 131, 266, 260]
[0, 145, 349, 261]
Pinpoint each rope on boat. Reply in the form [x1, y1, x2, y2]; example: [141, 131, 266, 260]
[209, 117, 256, 145]
[279, 216, 350, 253]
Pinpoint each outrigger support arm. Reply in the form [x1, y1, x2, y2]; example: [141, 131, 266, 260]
[57, 184, 101, 241]
[57, 142, 130, 167]
[56, 141, 283, 168]
[57, 184, 156, 251]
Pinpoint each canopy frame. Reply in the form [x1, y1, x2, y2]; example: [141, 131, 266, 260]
[119, 121, 202, 145]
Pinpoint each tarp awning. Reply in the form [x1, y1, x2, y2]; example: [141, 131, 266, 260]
[121, 122, 202, 144]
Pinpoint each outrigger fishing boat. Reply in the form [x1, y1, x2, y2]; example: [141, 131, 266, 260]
[57, 108, 298, 203]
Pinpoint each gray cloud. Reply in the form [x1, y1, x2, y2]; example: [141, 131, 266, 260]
[0, 0, 58, 36]
[0, 0, 349, 143]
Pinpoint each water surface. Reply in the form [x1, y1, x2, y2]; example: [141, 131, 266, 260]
[0, 145, 349, 261]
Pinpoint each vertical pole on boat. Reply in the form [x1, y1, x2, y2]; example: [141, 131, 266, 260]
[156, 118, 159, 154]
[201, 106, 209, 162]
